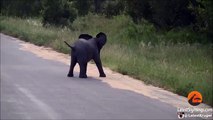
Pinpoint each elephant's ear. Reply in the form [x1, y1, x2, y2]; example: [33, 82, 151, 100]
[79, 34, 93, 40]
[96, 32, 107, 50]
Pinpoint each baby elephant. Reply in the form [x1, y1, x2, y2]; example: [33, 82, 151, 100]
[64, 32, 107, 78]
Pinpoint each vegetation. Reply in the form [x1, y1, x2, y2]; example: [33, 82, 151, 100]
[0, 0, 212, 106]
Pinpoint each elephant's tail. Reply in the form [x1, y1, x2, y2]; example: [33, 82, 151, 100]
[64, 41, 75, 50]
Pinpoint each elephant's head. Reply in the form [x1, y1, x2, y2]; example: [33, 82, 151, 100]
[78, 34, 93, 40]
[95, 32, 107, 51]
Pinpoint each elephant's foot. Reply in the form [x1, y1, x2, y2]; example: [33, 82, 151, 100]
[67, 73, 73, 77]
[100, 73, 106, 77]
[79, 74, 87, 78]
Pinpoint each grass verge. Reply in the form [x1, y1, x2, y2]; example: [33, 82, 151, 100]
[0, 15, 212, 106]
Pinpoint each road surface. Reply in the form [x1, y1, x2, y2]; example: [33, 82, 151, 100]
[1, 34, 178, 119]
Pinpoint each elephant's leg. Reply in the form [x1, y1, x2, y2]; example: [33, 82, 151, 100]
[79, 63, 88, 78]
[93, 56, 106, 77]
[67, 57, 77, 77]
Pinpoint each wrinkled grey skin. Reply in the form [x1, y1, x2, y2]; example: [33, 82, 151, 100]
[64, 32, 107, 78]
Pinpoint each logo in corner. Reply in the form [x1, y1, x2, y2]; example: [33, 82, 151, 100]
[187, 91, 202, 106]
[177, 112, 185, 119]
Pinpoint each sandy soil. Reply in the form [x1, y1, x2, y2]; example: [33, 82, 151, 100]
[16, 37, 211, 109]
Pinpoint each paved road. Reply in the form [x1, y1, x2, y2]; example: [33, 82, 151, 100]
[1, 34, 177, 119]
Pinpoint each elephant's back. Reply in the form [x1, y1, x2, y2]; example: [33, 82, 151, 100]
[74, 39, 93, 50]
[74, 39, 95, 62]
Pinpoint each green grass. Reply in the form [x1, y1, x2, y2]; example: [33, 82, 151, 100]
[0, 15, 212, 106]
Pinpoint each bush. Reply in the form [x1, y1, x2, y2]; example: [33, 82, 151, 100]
[1, 0, 42, 17]
[102, 0, 124, 18]
[73, 0, 91, 16]
[41, 0, 77, 27]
